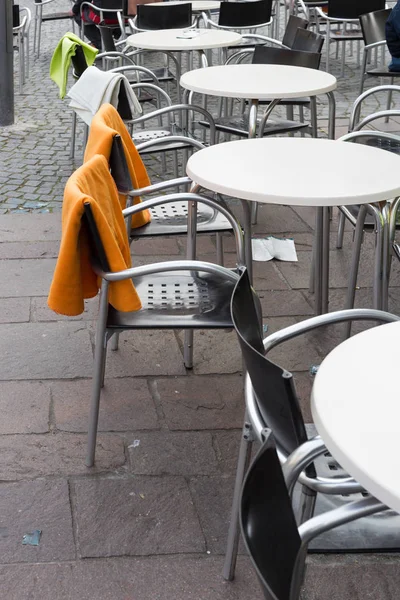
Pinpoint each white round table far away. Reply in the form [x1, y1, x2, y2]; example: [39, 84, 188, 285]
[126, 28, 241, 51]
[180, 63, 337, 99]
[186, 137, 400, 206]
[151, 1, 220, 11]
[311, 320, 400, 514]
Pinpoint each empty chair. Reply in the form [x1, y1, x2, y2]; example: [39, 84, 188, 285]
[13, 6, 31, 93]
[33, 0, 73, 56]
[223, 268, 400, 581]
[359, 9, 394, 94]
[315, 0, 386, 75]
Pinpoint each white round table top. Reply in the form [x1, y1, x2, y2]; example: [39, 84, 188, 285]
[311, 320, 400, 513]
[180, 64, 337, 99]
[186, 138, 400, 206]
[126, 28, 241, 51]
[151, 1, 220, 11]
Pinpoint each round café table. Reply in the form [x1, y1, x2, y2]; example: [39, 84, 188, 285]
[180, 64, 337, 139]
[186, 137, 400, 313]
[311, 320, 400, 513]
[126, 29, 241, 68]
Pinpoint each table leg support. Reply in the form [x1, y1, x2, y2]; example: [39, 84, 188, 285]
[314, 207, 324, 315]
[321, 206, 331, 314]
[327, 91, 336, 140]
[240, 199, 253, 284]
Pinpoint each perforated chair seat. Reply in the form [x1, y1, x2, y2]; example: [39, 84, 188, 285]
[106, 270, 236, 329]
[132, 129, 199, 153]
[131, 201, 233, 237]
[199, 116, 308, 137]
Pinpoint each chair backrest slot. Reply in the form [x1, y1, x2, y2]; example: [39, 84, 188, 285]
[360, 7, 392, 46]
[218, 0, 273, 27]
[137, 3, 192, 30]
[252, 45, 321, 69]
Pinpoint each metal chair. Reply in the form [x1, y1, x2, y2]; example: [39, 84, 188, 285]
[240, 430, 390, 600]
[315, 0, 386, 76]
[33, 0, 73, 56]
[359, 9, 394, 96]
[224, 268, 400, 582]
[13, 6, 31, 93]
[66, 160, 244, 467]
[198, 42, 323, 141]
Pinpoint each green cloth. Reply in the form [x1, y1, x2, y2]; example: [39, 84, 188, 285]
[50, 32, 98, 99]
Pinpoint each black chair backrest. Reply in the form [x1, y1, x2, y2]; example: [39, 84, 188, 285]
[13, 4, 20, 27]
[99, 0, 123, 9]
[109, 135, 133, 193]
[252, 45, 321, 69]
[218, 0, 272, 27]
[360, 7, 392, 45]
[98, 22, 117, 51]
[137, 2, 192, 29]
[327, 0, 385, 20]
[291, 27, 324, 54]
[231, 269, 309, 457]
[240, 430, 301, 600]
[282, 14, 308, 48]
[83, 204, 111, 273]
[71, 44, 89, 78]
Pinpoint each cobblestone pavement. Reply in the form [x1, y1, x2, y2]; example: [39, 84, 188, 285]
[1, 4, 400, 600]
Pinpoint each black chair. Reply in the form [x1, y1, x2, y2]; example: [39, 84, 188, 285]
[240, 430, 388, 600]
[223, 268, 400, 581]
[359, 9, 398, 100]
[315, 0, 385, 75]
[199, 43, 323, 140]
[33, 0, 73, 56]
[136, 2, 192, 29]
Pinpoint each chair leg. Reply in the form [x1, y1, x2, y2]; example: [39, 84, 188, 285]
[386, 79, 394, 124]
[223, 419, 254, 581]
[336, 211, 345, 249]
[183, 330, 194, 368]
[343, 205, 367, 339]
[70, 112, 77, 159]
[110, 332, 120, 351]
[216, 233, 224, 266]
[86, 283, 109, 467]
[359, 49, 367, 97]
[251, 202, 258, 225]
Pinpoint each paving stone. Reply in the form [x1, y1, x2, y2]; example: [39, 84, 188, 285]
[73, 476, 205, 557]
[53, 378, 158, 432]
[0, 555, 258, 600]
[0, 297, 30, 322]
[127, 431, 218, 475]
[0, 214, 61, 241]
[0, 322, 93, 380]
[0, 479, 75, 563]
[177, 330, 242, 375]
[0, 433, 125, 479]
[252, 260, 291, 291]
[31, 296, 98, 322]
[0, 258, 56, 296]
[0, 241, 60, 259]
[189, 476, 242, 555]
[258, 289, 314, 317]
[0, 381, 50, 434]
[252, 204, 313, 235]
[103, 331, 186, 378]
[130, 237, 181, 256]
[155, 374, 244, 430]
[212, 430, 246, 476]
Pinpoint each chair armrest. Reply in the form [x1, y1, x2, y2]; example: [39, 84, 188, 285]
[349, 84, 400, 130]
[242, 33, 287, 47]
[110, 65, 160, 85]
[134, 135, 205, 153]
[94, 260, 240, 283]
[315, 6, 358, 22]
[96, 51, 136, 65]
[127, 176, 192, 197]
[263, 308, 400, 353]
[298, 496, 388, 548]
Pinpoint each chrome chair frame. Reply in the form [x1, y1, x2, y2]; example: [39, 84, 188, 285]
[359, 8, 393, 96]
[13, 9, 29, 94]
[224, 295, 400, 582]
[33, 0, 74, 56]
[85, 191, 244, 467]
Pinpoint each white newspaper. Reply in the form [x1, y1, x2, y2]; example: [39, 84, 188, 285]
[251, 236, 298, 262]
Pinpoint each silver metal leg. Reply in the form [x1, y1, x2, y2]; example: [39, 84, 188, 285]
[310, 96, 318, 138]
[327, 91, 336, 140]
[336, 211, 345, 249]
[314, 208, 323, 315]
[69, 112, 77, 159]
[216, 233, 224, 266]
[321, 206, 330, 313]
[183, 194, 198, 369]
[240, 199, 253, 284]
[343, 205, 367, 339]
[86, 281, 109, 467]
[223, 419, 254, 582]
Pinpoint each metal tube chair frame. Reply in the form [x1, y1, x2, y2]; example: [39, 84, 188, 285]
[13, 9, 29, 94]
[359, 8, 393, 97]
[83, 190, 244, 467]
[223, 267, 400, 581]
[79, 0, 124, 43]
[33, 0, 74, 56]
[241, 429, 389, 600]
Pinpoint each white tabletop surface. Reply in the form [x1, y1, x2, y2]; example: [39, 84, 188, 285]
[311, 321, 400, 513]
[126, 28, 241, 51]
[151, 1, 220, 11]
[186, 138, 400, 206]
[180, 64, 337, 99]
